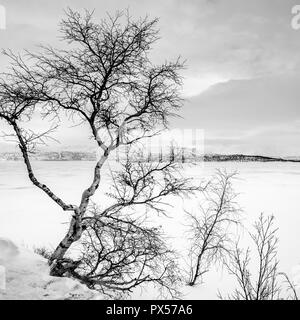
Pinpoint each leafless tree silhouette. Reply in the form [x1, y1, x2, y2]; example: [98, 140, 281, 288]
[220, 214, 298, 300]
[68, 152, 202, 297]
[186, 170, 241, 286]
[0, 9, 201, 296]
[72, 204, 181, 298]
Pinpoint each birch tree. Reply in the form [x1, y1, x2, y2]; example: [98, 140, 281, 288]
[186, 170, 241, 286]
[0, 9, 201, 295]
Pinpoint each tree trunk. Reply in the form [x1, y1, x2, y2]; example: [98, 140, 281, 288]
[49, 152, 109, 276]
[49, 210, 84, 276]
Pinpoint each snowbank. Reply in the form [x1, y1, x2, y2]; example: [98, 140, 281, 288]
[0, 238, 103, 300]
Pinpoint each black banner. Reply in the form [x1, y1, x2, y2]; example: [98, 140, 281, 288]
[0, 300, 298, 319]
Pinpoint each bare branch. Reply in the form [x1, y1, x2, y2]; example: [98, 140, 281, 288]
[186, 170, 241, 286]
[70, 206, 182, 298]
[221, 214, 297, 300]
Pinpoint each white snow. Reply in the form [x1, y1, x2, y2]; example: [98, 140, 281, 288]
[0, 238, 19, 263]
[1, 161, 300, 299]
[0, 238, 103, 300]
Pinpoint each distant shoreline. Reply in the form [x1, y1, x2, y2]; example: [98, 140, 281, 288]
[0, 152, 300, 163]
[202, 154, 300, 163]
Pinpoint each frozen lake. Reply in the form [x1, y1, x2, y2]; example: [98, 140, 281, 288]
[1, 160, 300, 299]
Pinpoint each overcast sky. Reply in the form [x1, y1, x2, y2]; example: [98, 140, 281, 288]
[0, 0, 300, 156]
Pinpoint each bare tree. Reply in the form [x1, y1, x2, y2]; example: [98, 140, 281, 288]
[186, 170, 241, 286]
[66, 153, 202, 297]
[221, 214, 298, 300]
[0, 9, 203, 296]
[72, 204, 181, 298]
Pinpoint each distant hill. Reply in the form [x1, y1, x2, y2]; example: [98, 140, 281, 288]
[202, 154, 300, 163]
[0, 151, 299, 163]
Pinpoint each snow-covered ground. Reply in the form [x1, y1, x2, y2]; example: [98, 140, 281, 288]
[0, 238, 103, 300]
[0, 160, 300, 299]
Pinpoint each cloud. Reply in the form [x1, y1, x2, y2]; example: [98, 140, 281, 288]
[0, 0, 299, 156]
[182, 74, 230, 97]
[173, 74, 300, 156]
